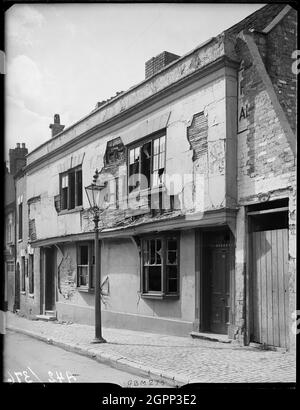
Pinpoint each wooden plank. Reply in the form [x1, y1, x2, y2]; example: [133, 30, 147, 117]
[277, 229, 286, 348]
[247, 207, 288, 216]
[283, 229, 289, 349]
[271, 230, 280, 347]
[260, 231, 268, 344]
[253, 232, 261, 343]
[251, 233, 256, 340]
[266, 230, 273, 346]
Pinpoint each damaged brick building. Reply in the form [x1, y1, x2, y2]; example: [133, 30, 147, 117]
[13, 4, 296, 351]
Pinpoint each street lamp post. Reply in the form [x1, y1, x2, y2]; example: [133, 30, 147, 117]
[85, 169, 107, 344]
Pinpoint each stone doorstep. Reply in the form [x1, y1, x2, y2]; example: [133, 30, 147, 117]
[190, 331, 232, 344]
[35, 314, 57, 321]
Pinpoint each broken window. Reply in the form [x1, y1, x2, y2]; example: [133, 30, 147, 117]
[77, 242, 95, 290]
[28, 254, 34, 294]
[142, 234, 179, 297]
[128, 133, 166, 194]
[60, 166, 82, 211]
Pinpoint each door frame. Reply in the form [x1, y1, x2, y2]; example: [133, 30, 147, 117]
[246, 202, 289, 347]
[195, 227, 235, 335]
[41, 246, 56, 313]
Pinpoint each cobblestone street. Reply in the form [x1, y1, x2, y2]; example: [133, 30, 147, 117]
[5, 312, 296, 384]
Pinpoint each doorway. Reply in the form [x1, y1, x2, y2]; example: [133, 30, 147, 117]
[44, 247, 56, 312]
[14, 262, 20, 311]
[199, 229, 234, 335]
[248, 199, 289, 348]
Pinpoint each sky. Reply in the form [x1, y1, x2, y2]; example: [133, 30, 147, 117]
[5, 3, 264, 163]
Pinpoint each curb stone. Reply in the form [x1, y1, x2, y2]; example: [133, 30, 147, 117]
[6, 325, 186, 387]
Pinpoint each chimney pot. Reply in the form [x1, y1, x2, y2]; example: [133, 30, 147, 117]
[16, 143, 20, 148]
[21, 143, 25, 148]
[50, 114, 65, 137]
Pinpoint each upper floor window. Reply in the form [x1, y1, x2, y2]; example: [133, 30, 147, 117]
[60, 166, 82, 211]
[6, 212, 13, 244]
[128, 133, 166, 194]
[141, 234, 179, 298]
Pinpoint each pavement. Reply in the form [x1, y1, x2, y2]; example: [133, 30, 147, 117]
[5, 311, 296, 385]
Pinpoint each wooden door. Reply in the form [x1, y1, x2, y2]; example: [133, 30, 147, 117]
[251, 229, 289, 348]
[14, 262, 20, 310]
[210, 248, 230, 334]
[45, 248, 55, 311]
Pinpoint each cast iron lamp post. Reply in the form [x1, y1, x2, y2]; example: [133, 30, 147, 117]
[85, 169, 107, 343]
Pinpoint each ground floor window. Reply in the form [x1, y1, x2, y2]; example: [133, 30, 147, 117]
[77, 242, 95, 290]
[28, 254, 34, 294]
[141, 234, 179, 298]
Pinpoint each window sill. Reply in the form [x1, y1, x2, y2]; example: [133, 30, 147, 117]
[29, 293, 34, 298]
[20, 291, 26, 295]
[141, 293, 179, 300]
[18, 239, 23, 243]
[77, 286, 95, 293]
[58, 206, 83, 216]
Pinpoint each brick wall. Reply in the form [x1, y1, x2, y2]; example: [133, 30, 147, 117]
[234, 11, 296, 349]
[266, 8, 297, 133]
[145, 51, 180, 79]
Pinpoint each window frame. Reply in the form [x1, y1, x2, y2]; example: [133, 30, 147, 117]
[59, 166, 83, 212]
[127, 130, 166, 196]
[6, 212, 13, 244]
[76, 241, 95, 291]
[141, 233, 180, 299]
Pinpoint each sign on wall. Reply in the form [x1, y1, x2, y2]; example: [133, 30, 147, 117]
[238, 69, 250, 133]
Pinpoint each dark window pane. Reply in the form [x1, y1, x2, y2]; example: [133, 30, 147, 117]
[91, 265, 95, 289]
[76, 170, 82, 206]
[143, 266, 149, 292]
[150, 240, 155, 264]
[80, 246, 89, 265]
[167, 251, 177, 265]
[68, 171, 75, 209]
[156, 239, 161, 264]
[148, 266, 162, 292]
[78, 266, 88, 286]
[167, 238, 177, 251]
[167, 265, 178, 293]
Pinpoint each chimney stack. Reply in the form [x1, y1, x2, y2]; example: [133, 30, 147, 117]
[9, 142, 28, 175]
[49, 114, 65, 138]
[145, 51, 180, 79]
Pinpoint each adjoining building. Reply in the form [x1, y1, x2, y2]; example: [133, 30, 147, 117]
[4, 143, 28, 312]
[13, 4, 296, 351]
